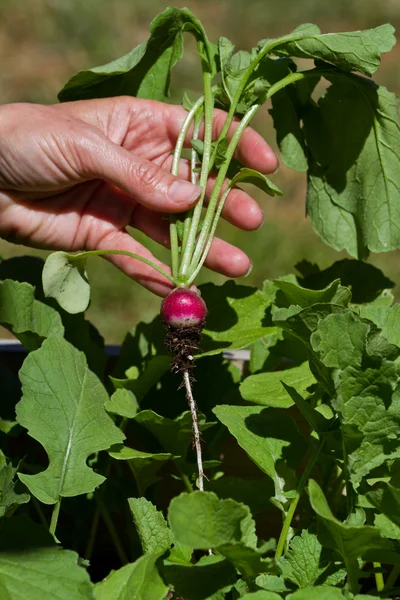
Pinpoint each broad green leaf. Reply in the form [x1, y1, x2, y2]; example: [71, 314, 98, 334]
[61, 312, 107, 380]
[271, 23, 395, 76]
[109, 446, 171, 493]
[305, 76, 400, 257]
[310, 311, 400, 483]
[0, 280, 64, 350]
[281, 384, 333, 435]
[0, 515, 94, 600]
[168, 491, 257, 550]
[200, 281, 277, 356]
[128, 497, 172, 554]
[207, 476, 273, 515]
[375, 513, 400, 540]
[368, 482, 400, 530]
[273, 279, 350, 310]
[16, 337, 124, 504]
[94, 553, 167, 600]
[111, 356, 170, 402]
[217, 544, 272, 579]
[278, 530, 345, 588]
[42, 251, 90, 314]
[255, 575, 290, 593]
[59, 7, 215, 103]
[219, 37, 235, 101]
[286, 587, 343, 600]
[161, 554, 237, 600]
[309, 479, 400, 565]
[241, 593, 282, 600]
[0, 462, 30, 517]
[311, 311, 369, 370]
[269, 76, 318, 172]
[297, 259, 394, 304]
[105, 389, 139, 419]
[240, 362, 316, 408]
[213, 405, 306, 510]
[359, 303, 400, 348]
[230, 168, 283, 196]
[135, 409, 215, 457]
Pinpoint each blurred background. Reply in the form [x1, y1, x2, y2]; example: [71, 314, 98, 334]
[1, 0, 400, 343]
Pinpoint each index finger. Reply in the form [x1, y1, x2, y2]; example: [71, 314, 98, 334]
[166, 104, 278, 175]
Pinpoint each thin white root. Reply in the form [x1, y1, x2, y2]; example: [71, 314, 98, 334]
[183, 370, 205, 491]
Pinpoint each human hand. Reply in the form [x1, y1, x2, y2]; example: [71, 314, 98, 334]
[0, 98, 278, 295]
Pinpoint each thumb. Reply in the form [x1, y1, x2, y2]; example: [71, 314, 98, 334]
[78, 130, 201, 212]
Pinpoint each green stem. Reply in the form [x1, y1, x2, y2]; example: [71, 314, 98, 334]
[49, 499, 61, 538]
[180, 472, 194, 493]
[189, 104, 260, 273]
[85, 502, 101, 561]
[373, 563, 385, 592]
[384, 564, 400, 592]
[97, 493, 129, 565]
[187, 185, 231, 285]
[73, 249, 175, 284]
[179, 67, 214, 281]
[31, 496, 49, 529]
[169, 95, 205, 277]
[180, 109, 203, 261]
[275, 439, 325, 560]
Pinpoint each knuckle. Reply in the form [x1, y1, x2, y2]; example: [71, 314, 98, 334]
[132, 161, 165, 195]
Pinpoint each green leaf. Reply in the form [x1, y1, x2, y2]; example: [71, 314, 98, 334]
[128, 497, 172, 554]
[255, 575, 290, 593]
[207, 476, 273, 515]
[273, 278, 350, 309]
[240, 362, 316, 408]
[105, 389, 139, 419]
[16, 337, 124, 504]
[305, 76, 400, 257]
[271, 23, 395, 76]
[278, 530, 345, 588]
[168, 491, 257, 550]
[94, 553, 168, 600]
[309, 479, 400, 565]
[367, 482, 400, 530]
[0, 280, 64, 350]
[109, 446, 171, 494]
[213, 405, 306, 510]
[375, 513, 400, 540]
[200, 281, 277, 356]
[359, 303, 400, 348]
[217, 544, 272, 579]
[297, 259, 394, 304]
[241, 593, 282, 600]
[269, 76, 317, 172]
[111, 356, 170, 403]
[42, 251, 90, 314]
[135, 409, 215, 457]
[59, 7, 215, 103]
[0, 515, 94, 599]
[286, 587, 343, 600]
[230, 168, 283, 196]
[310, 311, 400, 483]
[0, 462, 30, 517]
[161, 554, 237, 600]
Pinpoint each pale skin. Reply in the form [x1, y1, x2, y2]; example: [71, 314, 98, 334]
[0, 97, 278, 296]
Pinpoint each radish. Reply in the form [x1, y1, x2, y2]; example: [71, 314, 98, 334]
[161, 287, 207, 329]
[161, 287, 207, 491]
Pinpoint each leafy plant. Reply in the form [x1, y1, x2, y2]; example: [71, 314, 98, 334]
[1, 6, 400, 599]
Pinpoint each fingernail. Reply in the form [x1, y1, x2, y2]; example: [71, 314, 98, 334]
[244, 262, 253, 278]
[273, 158, 280, 174]
[169, 181, 202, 205]
[257, 211, 265, 230]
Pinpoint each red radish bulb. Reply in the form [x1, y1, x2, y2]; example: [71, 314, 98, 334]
[161, 288, 207, 329]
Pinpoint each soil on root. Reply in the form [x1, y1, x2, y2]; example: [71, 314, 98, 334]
[164, 324, 203, 374]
